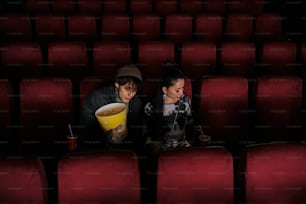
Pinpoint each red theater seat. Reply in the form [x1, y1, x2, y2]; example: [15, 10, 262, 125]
[259, 41, 297, 75]
[26, 0, 50, 14]
[240, 143, 306, 203]
[220, 42, 256, 77]
[0, 155, 48, 204]
[51, 0, 76, 14]
[133, 14, 161, 42]
[157, 147, 234, 204]
[35, 14, 66, 43]
[225, 13, 254, 42]
[58, 151, 141, 204]
[0, 14, 33, 42]
[78, 0, 101, 14]
[19, 78, 74, 154]
[103, 0, 127, 13]
[165, 14, 193, 44]
[93, 42, 131, 77]
[195, 14, 223, 43]
[254, 76, 303, 142]
[138, 41, 175, 79]
[203, 0, 226, 14]
[0, 42, 43, 87]
[198, 76, 249, 147]
[130, 0, 153, 14]
[180, 0, 203, 14]
[181, 42, 216, 80]
[255, 13, 283, 42]
[101, 14, 130, 41]
[155, 0, 178, 15]
[67, 14, 98, 42]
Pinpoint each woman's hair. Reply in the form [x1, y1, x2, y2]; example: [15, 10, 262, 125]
[161, 67, 185, 89]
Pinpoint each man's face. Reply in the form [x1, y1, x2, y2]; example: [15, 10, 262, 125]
[115, 82, 138, 103]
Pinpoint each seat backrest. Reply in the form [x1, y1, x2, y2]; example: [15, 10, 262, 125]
[165, 14, 193, 44]
[93, 42, 131, 77]
[67, 14, 98, 42]
[220, 42, 256, 77]
[0, 14, 33, 42]
[157, 147, 234, 204]
[198, 76, 249, 144]
[58, 151, 141, 204]
[101, 14, 130, 41]
[51, 0, 76, 14]
[102, 0, 127, 13]
[132, 14, 161, 42]
[19, 78, 74, 153]
[138, 41, 175, 79]
[194, 14, 223, 43]
[254, 76, 303, 142]
[255, 13, 283, 42]
[240, 143, 306, 203]
[47, 42, 88, 86]
[181, 42, 216, 80]
[155, 0, 178, 15]
[130, 0, 153, 14]
[0, 155, 48, 204]
[1, 42, 43, 86]
[35, 14, 66, 43]
[225, 13, 254, 42]
[259, 41, 297, 75]
[179, 0, 203, 14]
[26, 0, 51, 14]
[77, 0, 102, 14]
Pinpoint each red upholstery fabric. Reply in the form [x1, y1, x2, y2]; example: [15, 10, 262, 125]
[138, 41, 175, 79]
[58, 151, 141, 204]
[203, 0, 226, 14]
[35, 14, 66, 43]
[195, 14, 223, 43]
[78, 0, 101, 14]
[255, 13, 283, 42]
[181, 42, 216, 80]
[255, 76, 303, 142]
[26, 0, 50, 14]
[157, 147, 234, 204]
[93, 42, 131, 77]
[227, 0, 264, 16]
[180, 0, 203, 14]
[101, 14, 130, 41]
[51, 0, 76, 14]
[225, 13, 254, 41]
[199, 76, 249, 144]
[220, 42, 256, 77]
[242, 143, 306, 203]
[133, 14, 161, 42]
[0, 14, 32, 42]
[68, 15, 98, 42]
[155, 0, 178, 15]
[103, 0, 127, 13]
[259, 41, 297, 75]
[0, 42, 43, 84]
[165, 14, 193, 44]
[20, 78, 74, 153]
[130, 0, 153, 14]
[0, 156, 48, 204]
[48, 42, 88, 85]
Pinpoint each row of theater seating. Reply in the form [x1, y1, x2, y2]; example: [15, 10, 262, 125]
[0, 75, 305, 154]
[2, 0, 286, 16]
[0, 12, 300, 43]
[1, 143, 306, 204]
[1, 41, 306, 84]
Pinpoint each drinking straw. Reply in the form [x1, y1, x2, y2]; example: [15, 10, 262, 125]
[68, 124, 74, 137]
[198, 125, 204, 135]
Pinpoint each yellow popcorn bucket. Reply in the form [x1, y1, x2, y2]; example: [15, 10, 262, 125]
[95, 103, 127, 136]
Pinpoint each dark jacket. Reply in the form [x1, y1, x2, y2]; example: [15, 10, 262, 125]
[80, 85, 144, 151]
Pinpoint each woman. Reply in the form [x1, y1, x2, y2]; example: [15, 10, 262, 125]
[144, 67, 195, 151]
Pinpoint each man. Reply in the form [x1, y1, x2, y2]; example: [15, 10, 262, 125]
[80, 65, 144, 152]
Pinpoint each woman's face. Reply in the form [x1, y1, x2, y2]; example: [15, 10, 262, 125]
[162, 78, 185, 104]
[115, 82, 138, 103]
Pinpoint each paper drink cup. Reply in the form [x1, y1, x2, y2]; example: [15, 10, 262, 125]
[67, 135, 77, 151]
[95, 103, 127, 136]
